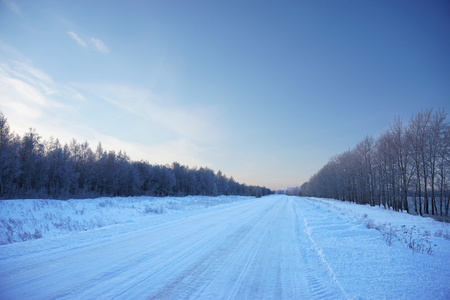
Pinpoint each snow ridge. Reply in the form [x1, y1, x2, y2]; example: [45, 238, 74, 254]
[0, 196, 254, 245]
[296, 202, 349, 300]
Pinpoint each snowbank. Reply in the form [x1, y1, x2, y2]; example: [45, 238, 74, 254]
[306, 197, 450, 255]
[0, 196, 254, 245]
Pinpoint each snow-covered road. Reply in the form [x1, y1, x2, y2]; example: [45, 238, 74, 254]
[1, 195, 449, 299]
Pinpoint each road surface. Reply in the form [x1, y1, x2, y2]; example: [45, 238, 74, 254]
[1, 195, 448, 299]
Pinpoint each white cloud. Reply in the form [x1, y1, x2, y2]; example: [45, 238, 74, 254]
[68, 31, 87, 48]
[0, 55, 219, 167]
[0, 61, 79, 135]
[0, 60, 82, 104]
[92, 136, 209, 167]
[74, 83, 222, 145]
[67, 32, 109, 53]
[2, 60, 55, 94]
[90, 37, 109, 53]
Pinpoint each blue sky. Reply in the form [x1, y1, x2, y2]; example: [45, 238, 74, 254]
[1, 0, 449, 190]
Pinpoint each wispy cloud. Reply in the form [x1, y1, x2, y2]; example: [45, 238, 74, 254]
[68, 31, 87, 48]
[68, 31, 109, 53]
[0, 57, 87, 137]
[3, 0, 22, 17]
[90, 37, 109, 53]
[2, 60, 54, 94]
[0, 63, 58, 132]
[93, 136, 210, 167]
[74, 83, 222, 145]
[0, 49, 218, 167]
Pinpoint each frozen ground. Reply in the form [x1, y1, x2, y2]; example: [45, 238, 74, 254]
[0, 195, 449, 299]
[0, 195, 254, 245]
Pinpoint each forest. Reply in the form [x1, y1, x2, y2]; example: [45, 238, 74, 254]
[0, 112, 272, 199]
[302, 109, 450, 217]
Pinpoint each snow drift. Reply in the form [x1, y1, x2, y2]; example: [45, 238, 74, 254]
[0, 195, 254, 245]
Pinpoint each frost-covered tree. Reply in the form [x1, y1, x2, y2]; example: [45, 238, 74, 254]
[0, 111, 272, 199]
[44, 138, 77, 197]
[303, 109, 449, 216]
[0, 113, 20, 198]
[18, 128, 46, 196]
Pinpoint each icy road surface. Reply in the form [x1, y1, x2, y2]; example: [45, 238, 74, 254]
[1, 195, 449, 299]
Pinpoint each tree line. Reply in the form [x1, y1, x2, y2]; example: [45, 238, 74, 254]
[0, 113, 272, 199]
[276, 186, 302, 196]
[302, 109, 450, 216]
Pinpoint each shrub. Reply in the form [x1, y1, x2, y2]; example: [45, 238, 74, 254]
[33, 229, 43, 239]
[143, 205, 165, 214]
[399, 225, 434, 255]
[372, 223, 434, 255]
[378, 223, 398, 246]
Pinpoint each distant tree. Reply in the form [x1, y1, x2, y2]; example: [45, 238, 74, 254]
[302, 108, 449, 217]
[0, 111, 272, 199]
[45, 138, 77, 198]
[18, 128, 46, 197]
[284, 186, 302, 196]
[427, 109, 447, 215]
[409, 111, 428, 215]
[0, 113, 20, 198]
[389, 119, 413, 212]
[156, 165, 176, 196]
[216, 171, 229, 195]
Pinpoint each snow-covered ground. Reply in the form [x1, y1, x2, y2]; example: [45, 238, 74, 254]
[0, 195, 449, 299]
[0, 195, 254, 245]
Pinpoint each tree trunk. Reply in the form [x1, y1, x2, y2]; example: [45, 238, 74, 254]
[423, 163, 429, 214]
[413, 188, 418, 215]
[440, 165, 444, 216]
[416, 164, 423, 216]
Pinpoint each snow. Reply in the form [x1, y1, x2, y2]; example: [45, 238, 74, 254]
[0, 195, 254, 245]
[0, 195, 449, 299]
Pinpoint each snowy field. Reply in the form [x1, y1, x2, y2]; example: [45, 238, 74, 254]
[0, 195, 254, 245]
[0, 195, 449, 299]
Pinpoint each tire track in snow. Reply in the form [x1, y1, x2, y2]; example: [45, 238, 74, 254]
[68, 196, 348, 299]
[61, 202, 262, 299]
[292, 198, 350, 300]
[1, 196, 359, 299]
[0, 201, 257, 299]
[146, 196, 349, 299]
[291, 204, 333, 299]
[225, 199, 284, 299]
[146, 198, 281, 299]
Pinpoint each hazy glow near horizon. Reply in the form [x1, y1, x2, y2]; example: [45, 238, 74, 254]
[1, 0, 449, 190]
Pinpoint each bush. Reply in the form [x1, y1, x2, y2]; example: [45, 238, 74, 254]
[143, 205, 164, 214]
[377, 224, 434, 255]
[360, 216, 435, 255]
[378, 223, 398, 246]
[33, 229, 43, 239]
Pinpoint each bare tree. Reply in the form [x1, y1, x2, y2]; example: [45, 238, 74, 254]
[303, 109, 449, 217]
[427, 109, 448, 215]
[390, 118, 413, 213]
